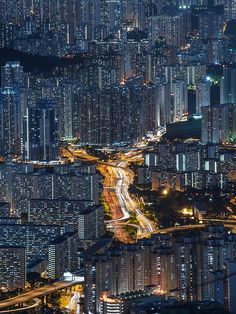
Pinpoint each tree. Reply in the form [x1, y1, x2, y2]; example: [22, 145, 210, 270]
[27, 272, 41, 289]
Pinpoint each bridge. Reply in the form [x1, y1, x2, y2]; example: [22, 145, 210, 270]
[140, 222, 236, 239]
[0, 275, 83, 312]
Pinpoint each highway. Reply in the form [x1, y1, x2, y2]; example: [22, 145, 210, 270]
[140, 223, 236, 238]
[99, 162, 133, 242]
[116, 161, 155, 233]
[0, 299, 41, 313]
[98, 155, 155, 242]
[62, 144, 236, 243]
[62, 144, 156, 242]
[0, 279, 83, 311]
[201, 218, 236, 224]
[66, 291, 81, 313]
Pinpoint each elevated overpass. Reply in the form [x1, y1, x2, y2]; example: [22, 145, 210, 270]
[140, 222, 236, 239]
[0, 275, 83, 312]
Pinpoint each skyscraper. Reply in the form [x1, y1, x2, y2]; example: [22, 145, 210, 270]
[224, 0, 236, 21]
[172, 80, 188, 122]
[0, 246, 26, 290]
[148, 15, 184, 47]
[48, 232, 78, 280]
[0, 87, 21, 156]
[23, 99, 60, 161]
[220, 67, 236, 105]
[1, 61, 24, 87]
[201, 103, 236, 144]
[196, 80, 211, 114]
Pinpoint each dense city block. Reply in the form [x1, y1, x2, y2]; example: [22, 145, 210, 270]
[0, 1, 236, 314]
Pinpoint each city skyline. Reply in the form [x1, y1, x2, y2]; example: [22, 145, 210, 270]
[0, 1, 236, 314]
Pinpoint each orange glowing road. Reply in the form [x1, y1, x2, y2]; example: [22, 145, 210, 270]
[100, 163, 132, 243]
[61, 145, 156, 242]
[98, 156, 156, 243]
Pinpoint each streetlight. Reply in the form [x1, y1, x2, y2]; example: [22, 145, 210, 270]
[162, 189, 168, 196]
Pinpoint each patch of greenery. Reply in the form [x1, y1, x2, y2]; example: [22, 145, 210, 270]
[100, 195, 112, 219]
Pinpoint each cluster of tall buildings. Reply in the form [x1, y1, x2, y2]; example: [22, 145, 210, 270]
[1, 59, 236, 149]
[0, 2, 236, 148]
[0, 1, 235, 149]
[0, 159, 105, 290]
[138, 141, 236, 192]
[0, 1, 236, 312]
[1, 60, 160, 149]
[84, 225, 236, 313]
[0, 160, 100, 216]
[0, 0, 234, 57]
[0, 62, 60, 160]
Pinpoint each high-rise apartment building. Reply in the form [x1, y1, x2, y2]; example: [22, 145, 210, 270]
[220, 67, 236, 105]
[172, 80, 188, 121]
[1, 62, 24, 87]
[48, 232, 78, 280]
[196, 80, 211, 114]
[148, 15, 184, 47]
[201, 103, 236, 144]
[78, 205, 105, 240]
[0, 87, 21, 156]
[23, 99, 60, 161]
[0, 246, 26, 291]
[0, 222, 64, 264]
